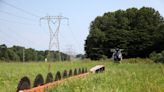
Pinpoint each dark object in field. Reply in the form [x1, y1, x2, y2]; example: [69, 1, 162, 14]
[63, 70, 68, 78]
[69, 69, 72, 76]
[78, 68, 81, 74]
[46, 72, 53, 83]
[17, 76, 31, 92]
[82, 68, 85, 73]
[55, 71, 61, 81]
[100, 66, 105, 72]
[33, 74, 44, 87]
[74, 68, 77, 75]
[112, 48, 122, 63]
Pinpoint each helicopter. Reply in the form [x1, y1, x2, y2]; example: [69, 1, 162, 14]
[91, 47, 124, 63]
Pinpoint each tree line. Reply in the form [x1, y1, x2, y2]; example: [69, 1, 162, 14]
[85, 7, 164, 60]
[0, 44, 70, 62]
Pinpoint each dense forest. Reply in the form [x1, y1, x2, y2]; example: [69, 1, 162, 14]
[85, 7, 164, 60]
[0, 44, 70, 62]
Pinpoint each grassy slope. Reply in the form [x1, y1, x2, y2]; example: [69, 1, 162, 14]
[0, 60, 104, 92]
[0, 59, 163, 92]
[52, 61, 164, 92]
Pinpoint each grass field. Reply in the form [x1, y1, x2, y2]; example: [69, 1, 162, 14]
[0, 59, 164, 92]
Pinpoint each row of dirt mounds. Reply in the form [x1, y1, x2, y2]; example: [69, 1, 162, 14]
[16, 67, 88, 92]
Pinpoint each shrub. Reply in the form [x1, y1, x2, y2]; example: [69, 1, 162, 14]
[149, 51, 164, 63]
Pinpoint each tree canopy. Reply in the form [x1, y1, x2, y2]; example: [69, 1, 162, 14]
[0, 44, 70, 62]
[85, 7, 164, 60]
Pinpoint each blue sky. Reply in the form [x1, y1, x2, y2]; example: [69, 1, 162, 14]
[0, 0, 164, 54]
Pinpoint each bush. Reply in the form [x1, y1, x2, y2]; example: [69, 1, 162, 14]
[149, 51, 164, 63]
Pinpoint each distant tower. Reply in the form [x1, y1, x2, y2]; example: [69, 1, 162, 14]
[40, 15, 69, 61]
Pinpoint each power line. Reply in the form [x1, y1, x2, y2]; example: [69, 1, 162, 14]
[0, 23, 31, 46]
[0, 23, 42, 48]
[1, 0, 40, 18]
[0, 10, 36, 22]
[0, 18, 37, 26]
[0, 28, 21, 45]
[67, 25, 81, 54]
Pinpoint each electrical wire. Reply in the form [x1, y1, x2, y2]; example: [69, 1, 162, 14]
[0, 28, 22, 45]
[1, 22, 45, 48]
[0, 24, 36, 48]
[1, 0, 40, 18]
[0, 1, 47, 50]
[67, 25, 81, 53]
[0, 17, 37, 26]
[0, 10, 36, 22]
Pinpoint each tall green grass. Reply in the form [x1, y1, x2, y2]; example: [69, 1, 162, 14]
[0, 60, 106, 92]
[0, 59, 163, 92]
[52, 61, 164, 92]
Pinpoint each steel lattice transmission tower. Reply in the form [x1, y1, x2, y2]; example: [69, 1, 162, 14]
[40, 15, 69, 61]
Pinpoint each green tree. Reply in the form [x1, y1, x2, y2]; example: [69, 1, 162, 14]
[0, 44, 9, 61]
[85, 7, 164, 60]
[25, 48, 37, 61]
[7, 48, 20, 61]
[12, 45, 24, 61]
